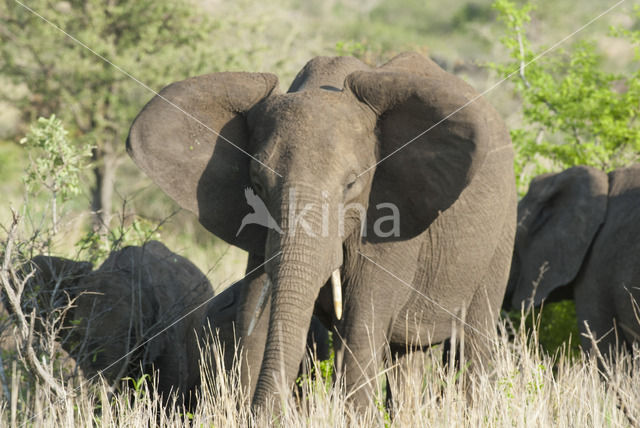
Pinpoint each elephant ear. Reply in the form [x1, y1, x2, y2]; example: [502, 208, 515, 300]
[345, 53, 495, 240]
[508, 166, 608, 309]
[127, 72, 279, 253]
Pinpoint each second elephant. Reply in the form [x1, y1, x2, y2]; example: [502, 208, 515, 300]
[24, 241, 213, 403]
[505, 164, 640, 358]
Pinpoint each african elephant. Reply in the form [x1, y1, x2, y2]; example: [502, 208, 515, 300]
[127, 52, 516, 410]
[504, 164, 640, 358]
[22, 241, 214, 404]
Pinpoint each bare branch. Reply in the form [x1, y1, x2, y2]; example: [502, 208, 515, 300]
[0, 212, 70, 399]
[516, 27, 531, 90]
[0, 352, 10, 404]
[583, 322, 639, 426]
[516, 26, 583, 146]
[24, 308, 69, 399]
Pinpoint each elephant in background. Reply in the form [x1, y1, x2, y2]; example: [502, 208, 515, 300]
[504, 164, 640, 358]
[20, 241, 214, 404]
[127, 52, 516, 410]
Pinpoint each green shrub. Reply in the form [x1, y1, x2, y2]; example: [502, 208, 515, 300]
[491, 0, 640, 194]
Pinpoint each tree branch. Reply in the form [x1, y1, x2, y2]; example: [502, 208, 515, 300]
[516, 26, 583, 146]
[0, 211, 70, 399]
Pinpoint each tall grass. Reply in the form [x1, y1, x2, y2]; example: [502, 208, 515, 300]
[1, 318, 636, 427]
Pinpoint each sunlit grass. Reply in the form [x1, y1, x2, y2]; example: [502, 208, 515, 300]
[1, 319, 637, 427]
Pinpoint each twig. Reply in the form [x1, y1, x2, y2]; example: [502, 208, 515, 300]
[0, 211, 70, 399]
[583, 323, 639, 426]
[516, 26, 583, 145]
[517, 28, 531, 89]
[24, 308, 68, 399]
[526, 261, 550, 313]
[0, 352, 10, 403]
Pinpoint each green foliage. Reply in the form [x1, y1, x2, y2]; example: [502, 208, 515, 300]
[335, 40, 368, 58]
[19, 115, 92, 201]
[122, 373, 150, 398]
[492, 0, 640, 193]
[611, 6, 640, 57]
[13, 113, 161, 264]
[0, 0, 223, 138]
[18, 115, 92, 232]
[375, 395, 392, 428]
[507, 300, 581, 359]
[0, 0, 257, 228]
[75, 215, 162, 265]
[296, 333, 335, 394]
[330, 0, 499, 63]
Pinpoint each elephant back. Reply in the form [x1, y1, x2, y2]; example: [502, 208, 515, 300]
[74, 241, 214, 393]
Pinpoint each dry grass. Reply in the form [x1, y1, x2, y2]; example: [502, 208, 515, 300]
[1, 320, 638, 428]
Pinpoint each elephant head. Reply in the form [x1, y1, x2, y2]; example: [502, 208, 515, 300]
[127, 52, 495, 409]
[23, 241, 214, 404]
[505, 166, 608, 310]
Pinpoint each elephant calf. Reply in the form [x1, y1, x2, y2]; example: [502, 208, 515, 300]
[22, 241, 214, 404]
[504, 164, 640, 359]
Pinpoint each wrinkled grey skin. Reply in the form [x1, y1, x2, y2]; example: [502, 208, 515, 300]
[25, 241, 213, 405]
[127, 52, 516, 410]
[505, 165, 640, 358]
[205, 272, 330, 382]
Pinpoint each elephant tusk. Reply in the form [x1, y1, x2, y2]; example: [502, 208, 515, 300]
[247, 277, 271, 336]
[331, 269, 342, 320]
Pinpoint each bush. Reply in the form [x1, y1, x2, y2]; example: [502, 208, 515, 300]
[491, 0, 640, 194]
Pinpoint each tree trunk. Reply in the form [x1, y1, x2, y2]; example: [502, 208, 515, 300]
[91, 146, 117, 234]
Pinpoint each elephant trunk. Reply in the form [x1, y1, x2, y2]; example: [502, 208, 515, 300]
[252, 187, 339, 410]
[251, 258, 320, 409]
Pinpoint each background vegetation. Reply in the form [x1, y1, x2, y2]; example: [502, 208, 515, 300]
[0, 0, 639, 425]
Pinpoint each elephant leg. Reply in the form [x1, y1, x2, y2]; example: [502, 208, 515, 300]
[335, 315, 388, 411]
[463, 226, 514, 381]
[336, 275, 408, 411]
[338, 241, 420, 411]
[574, 281, 618, 361]
[385, 345, 430, 418]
